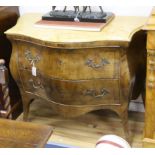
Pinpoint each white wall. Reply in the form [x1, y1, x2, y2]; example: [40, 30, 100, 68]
[19, 6, 153, 17]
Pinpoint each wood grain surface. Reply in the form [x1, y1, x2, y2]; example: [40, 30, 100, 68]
[0, 118, 53, 148]
[5, 13, 147, 48]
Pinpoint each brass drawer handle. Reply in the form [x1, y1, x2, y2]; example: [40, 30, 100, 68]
[84, 88, 109, 98]
[29, 79, 43, 89]
[25, 51, 41, 64]
[85, 58, 110, 69]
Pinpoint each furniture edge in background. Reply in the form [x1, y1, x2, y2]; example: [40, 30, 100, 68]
[0, 6, 22, 119]
[143, 7, 155, 148]
[0, 118, 53, 148]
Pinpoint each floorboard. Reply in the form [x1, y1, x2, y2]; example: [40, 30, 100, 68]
[17, 100, 144, 148]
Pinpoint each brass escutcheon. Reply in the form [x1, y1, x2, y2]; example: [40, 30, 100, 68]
[25, 51, 41, 64]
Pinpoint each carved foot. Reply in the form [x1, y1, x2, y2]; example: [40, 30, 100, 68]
[21, 92, 34, 121]
[120, 109, 131, 144]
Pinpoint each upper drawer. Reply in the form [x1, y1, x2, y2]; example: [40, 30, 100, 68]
[17, 41, 120, 80]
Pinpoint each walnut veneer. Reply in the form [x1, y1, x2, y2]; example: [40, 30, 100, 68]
[5, 13, 147, 142]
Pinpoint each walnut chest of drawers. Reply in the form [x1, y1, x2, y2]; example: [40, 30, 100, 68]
[5, 13, 147, 141]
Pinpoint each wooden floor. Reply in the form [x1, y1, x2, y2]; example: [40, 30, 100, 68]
[17, 99, 144, 148]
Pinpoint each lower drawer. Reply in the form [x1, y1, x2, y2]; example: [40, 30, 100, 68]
[19, 69, 120, 106]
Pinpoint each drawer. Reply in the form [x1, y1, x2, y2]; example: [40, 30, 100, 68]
[19, 69, 120, 106]
[17, 41, 120, 80]
[18, 69, 47, 98]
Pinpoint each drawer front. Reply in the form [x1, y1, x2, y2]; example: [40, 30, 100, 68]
[17, 41, 120, 80]
[19, 70, 120, 106]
